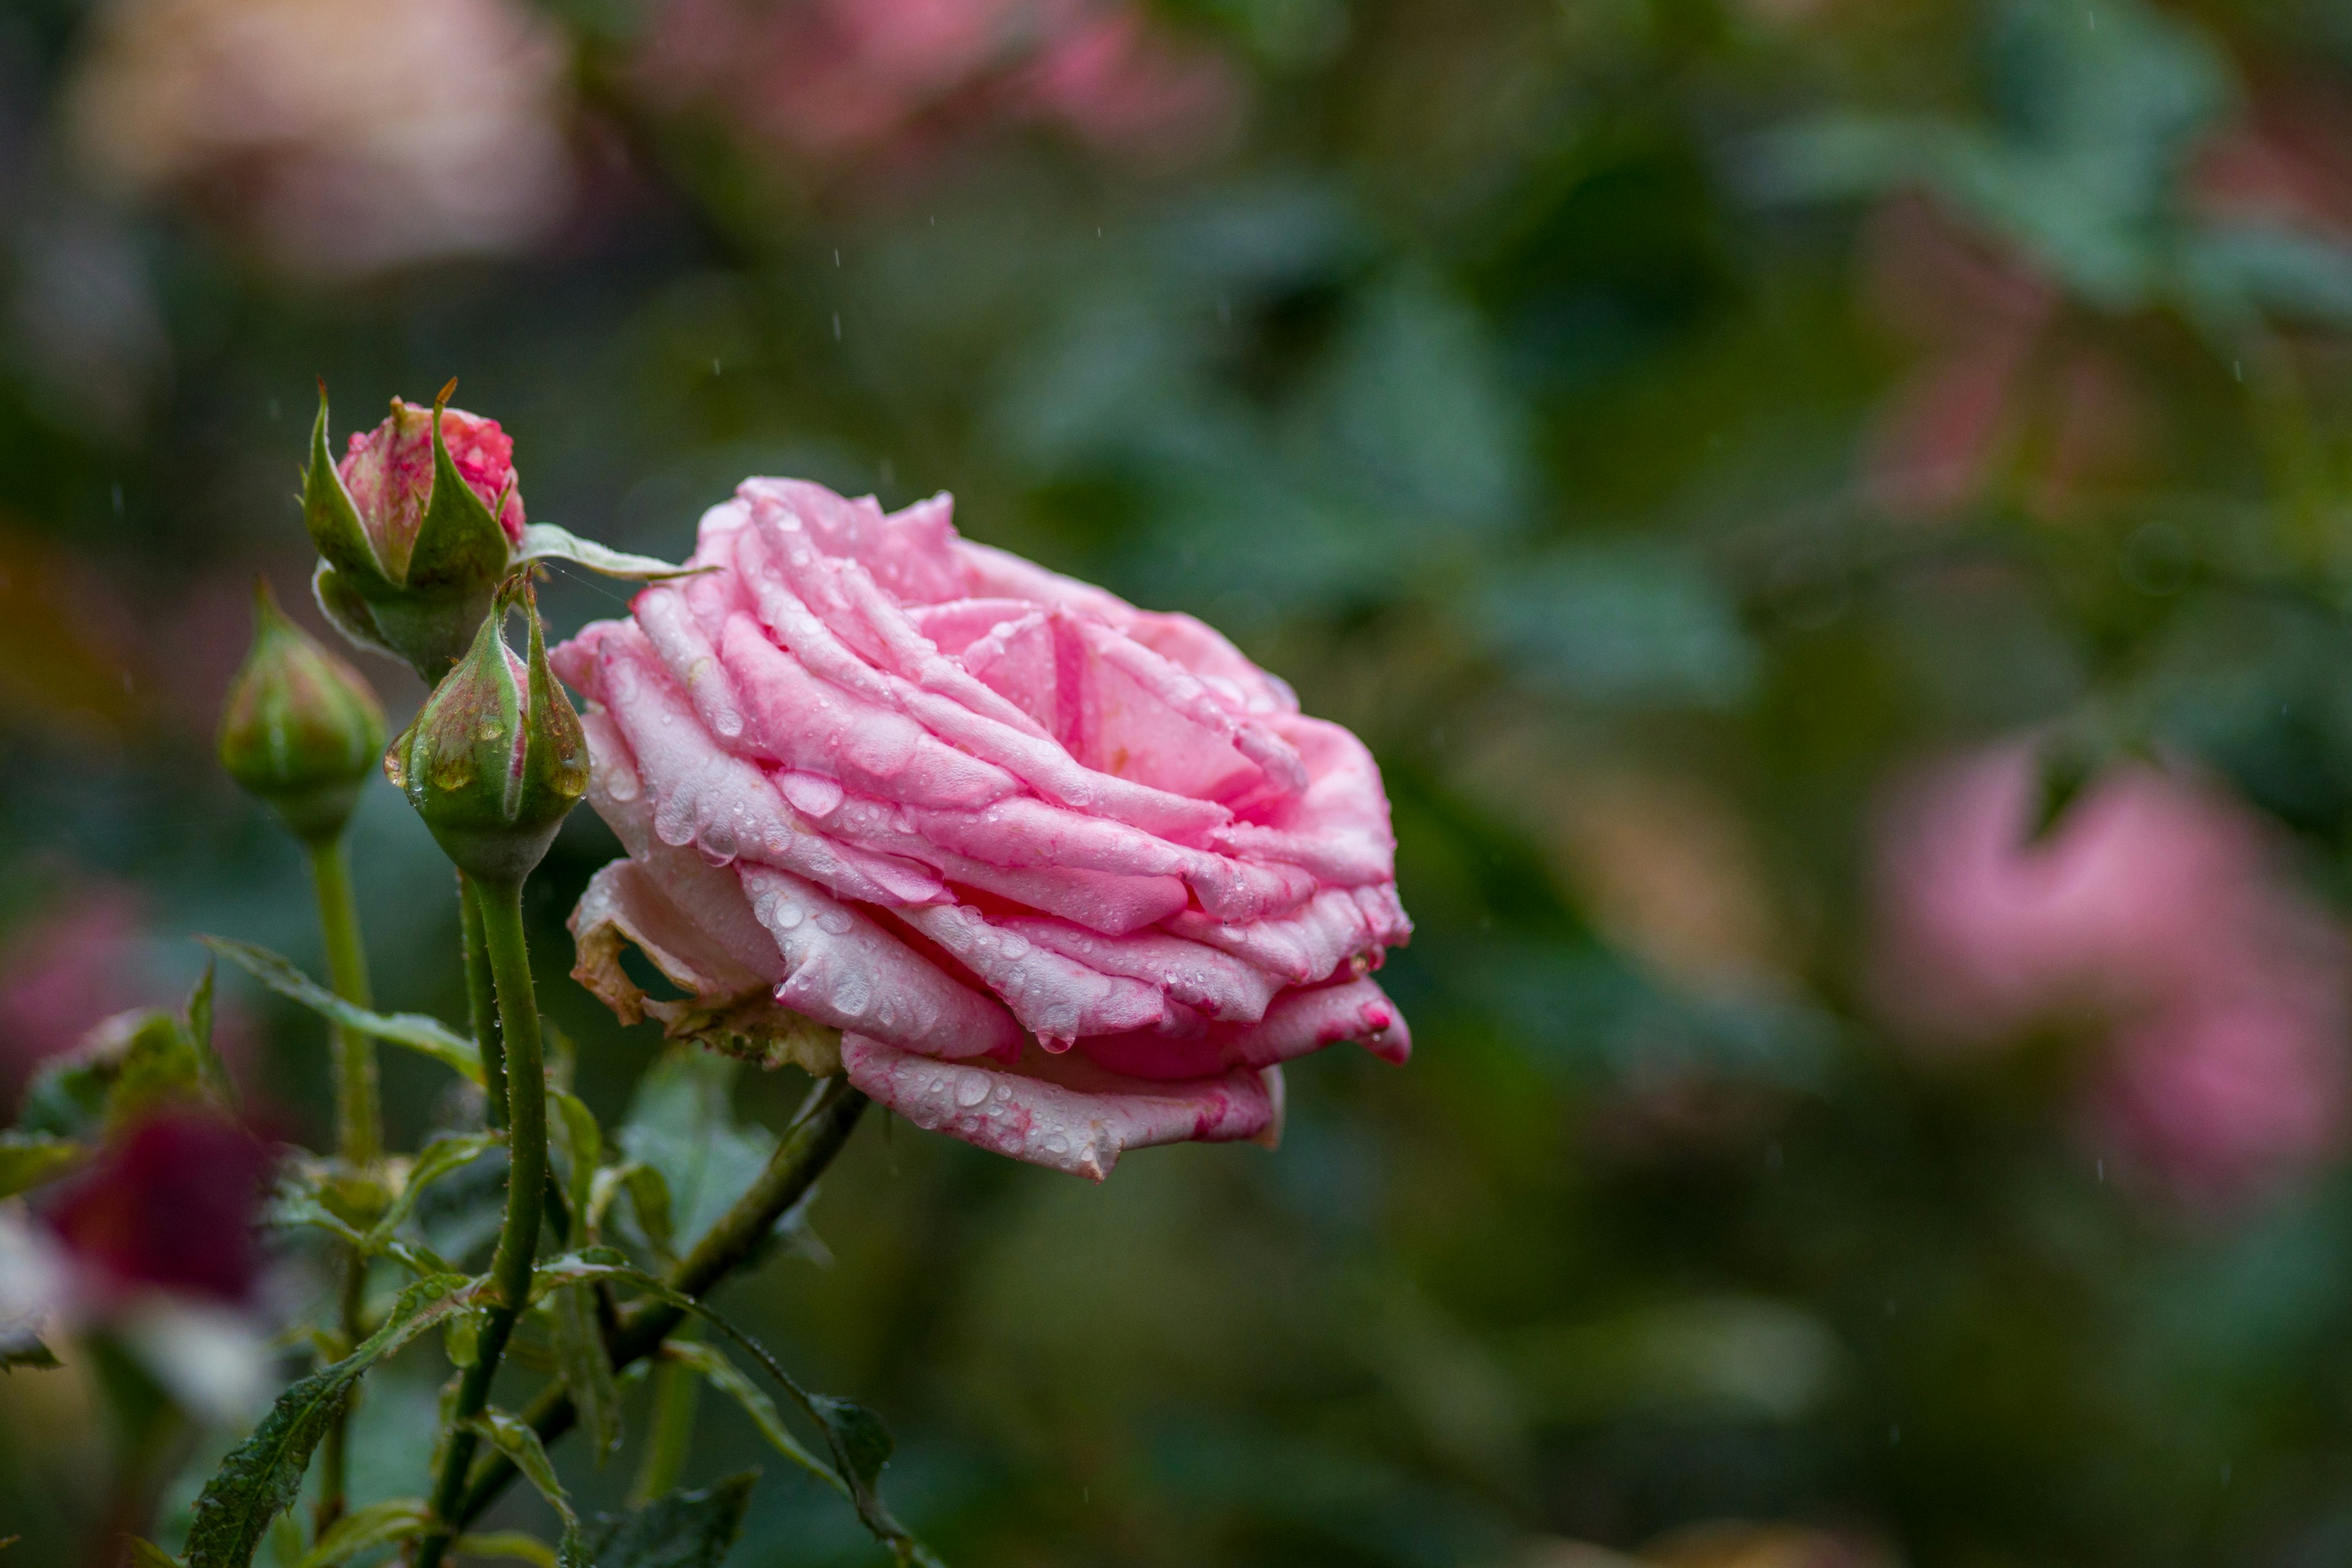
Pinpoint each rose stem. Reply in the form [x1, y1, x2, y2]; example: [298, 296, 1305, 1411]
[305, 829, 377, 1534]
[417, 876, 548, 1568]
[309, 834, 380, 1163]
[458, 872, 509, 1127]
[450, 1077, 867, 1528]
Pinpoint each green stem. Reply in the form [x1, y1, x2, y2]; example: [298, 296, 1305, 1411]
[628, 1325, 701, 1506]
[312, 1248, 367, 1536]
[307, 835, 379, 1165]
[450, 1078, 867, 1529]
[459, 872, 508, 1128]
[418, 878, 547, 1568]
[306, 832, 376, 1543]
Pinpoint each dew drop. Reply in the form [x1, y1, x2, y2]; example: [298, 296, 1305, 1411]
[816, 909, 856, 937]
[954, 1072, 991, 1108]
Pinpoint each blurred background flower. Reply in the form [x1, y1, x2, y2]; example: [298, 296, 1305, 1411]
[10, 0, 2352, 1562]
[63, 0, 575, 279]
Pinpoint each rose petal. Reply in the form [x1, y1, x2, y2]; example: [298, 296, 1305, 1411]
[841, 1032, 1280, 1179]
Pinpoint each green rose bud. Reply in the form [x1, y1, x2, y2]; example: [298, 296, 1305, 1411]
[386, 576, 587, 885]
[217, 577, 388, 842]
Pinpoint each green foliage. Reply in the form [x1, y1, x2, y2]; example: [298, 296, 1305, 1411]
[463, 1409, 590, 1567]
[581, 1472, 756, 1568]
[200, 938, 482, 1085]
[0, 1133, 83, 1198]
[287, 1499, 432, 1568]
[616, 1054, 781, 1256]
[16, 1009, 206, 1140]
[530, 1251, 935, 1565]
[183, 1277, 474, 1568]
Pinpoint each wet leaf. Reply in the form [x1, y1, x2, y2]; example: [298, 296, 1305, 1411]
[202, 938, 481, 1084]
[183, 1275, 474, 1568]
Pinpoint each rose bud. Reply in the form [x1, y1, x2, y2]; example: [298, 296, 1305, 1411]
[559, 478, 1412, 1180]
[386, 576, 588, 885]
[217, 576, 388, 842]
[306, 382, 696, 681]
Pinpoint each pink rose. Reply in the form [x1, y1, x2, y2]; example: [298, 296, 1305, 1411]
[339, 397, 528, 573]
[557, 478, 1411, 1178]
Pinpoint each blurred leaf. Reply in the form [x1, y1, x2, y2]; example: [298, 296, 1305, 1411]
[1753, 0, 2228, 309]
[0, 1339, 60, 1371]
[2180, 225, 2352, 329]
[184, 1275, 474, 1568]
[617, 1053, 775, 1254]
[184, 959, 234, 1106]
[289, 1499, 432, 1568]
[581, 1471, 756, 1568]
[449, 1535, 557, 1567]
[1482, 543, 1755, 707]
[15, 1008, 205, 1139]
[364, 1132, 501, 1251]
[548, 1282, 623, 1468]
[127, 1542, 182, 1568]
[1306, 271, 1531, 527]
[552, 1090, 602, 1242]
[0, 1132, 83, 1197]
[200, 938, 481, 1084]
[1506, 1297, 1845, 1424]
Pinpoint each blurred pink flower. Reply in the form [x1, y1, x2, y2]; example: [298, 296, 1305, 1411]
[66, 0, 574, 279]
[633, 0, 1241, 170]
[0, 1110, 277, 1420]
[2089, 993, 2350, 1208]
[45, 1110, 273, 1307]
[0, 889, 153, 1107]
[1872, 744, 2352, 1205]
[1856, 200, 2143, 517]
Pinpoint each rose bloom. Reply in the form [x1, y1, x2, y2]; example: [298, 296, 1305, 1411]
[66, 0, 572, 279]
[557, 478, 1409, 1178]
[633, 0, 1239, 169]
[1872, 744, 2352, 1204]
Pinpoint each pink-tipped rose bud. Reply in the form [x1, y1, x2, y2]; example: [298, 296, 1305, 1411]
[386, 576, 588, 884]
[558, 478, 1411, 1180]
[217, 576, 388, 842]
[305, 382, 696, 680]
